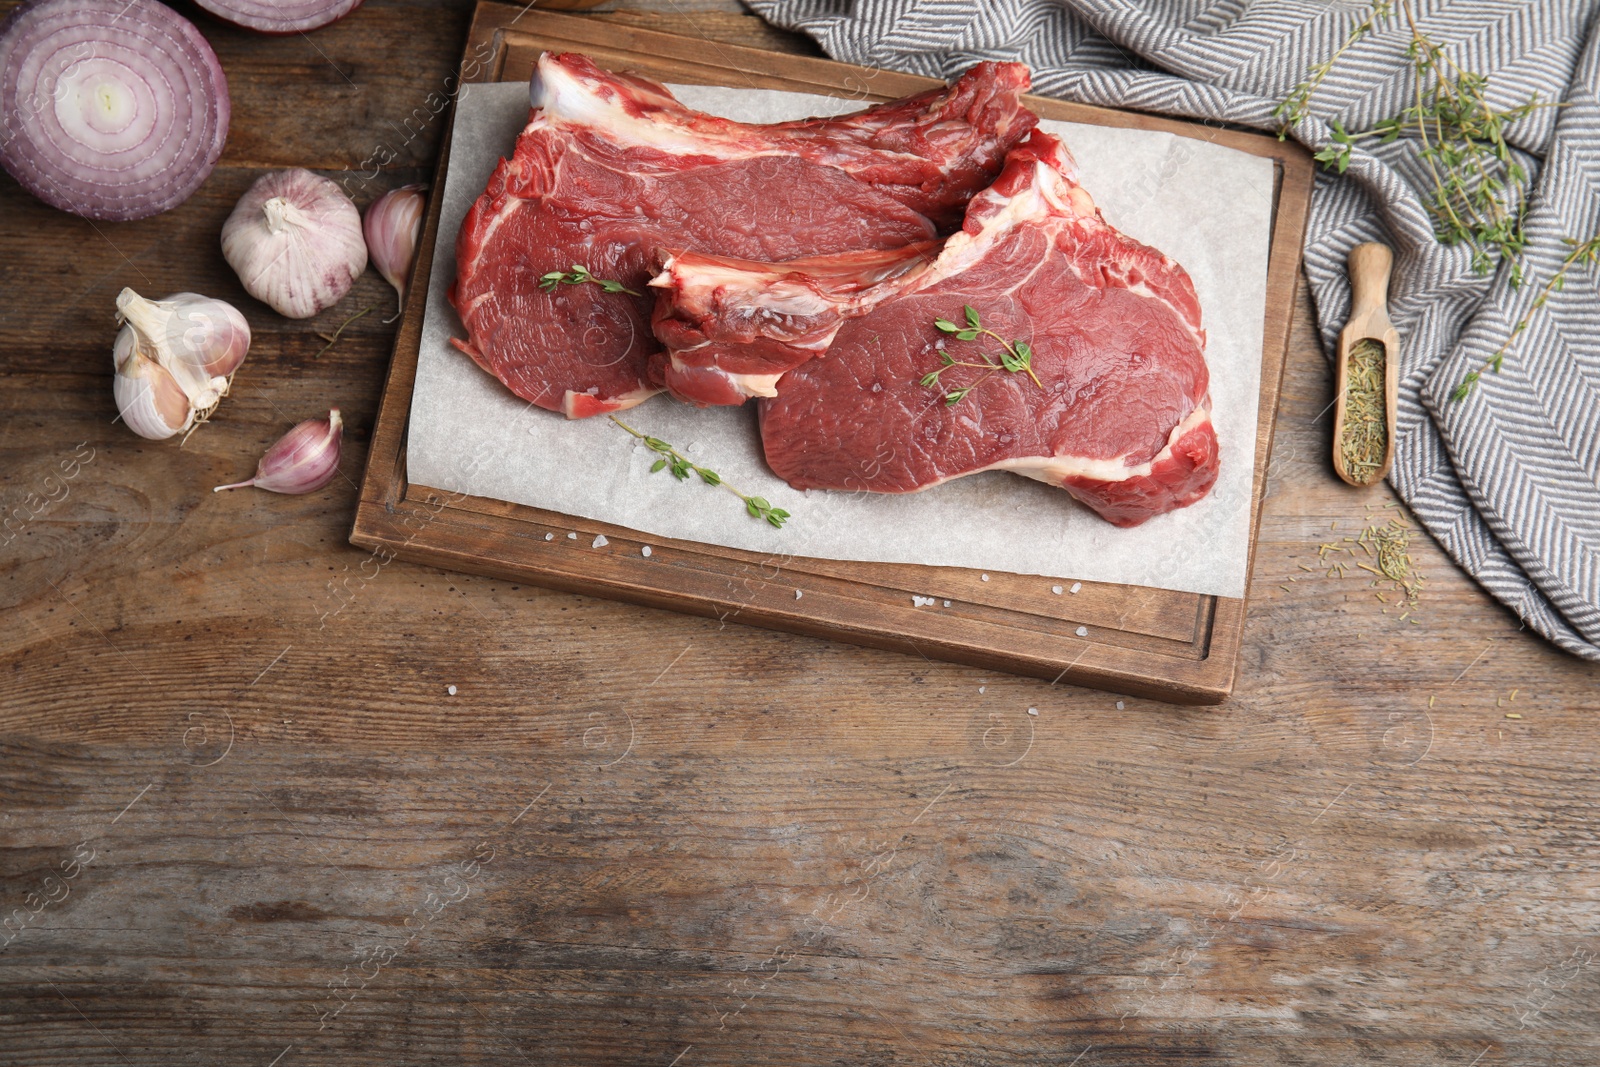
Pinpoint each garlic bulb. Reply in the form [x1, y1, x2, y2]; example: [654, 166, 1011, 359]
[363, 184, 426, 321]
[112, 288, 251, 440]
[222, 168, 367, 319]
[215, 409, 343, 494]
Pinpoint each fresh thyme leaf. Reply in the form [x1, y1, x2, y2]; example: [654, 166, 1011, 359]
[539, 263, 642, 297]
[609, 416, 791, 529]
[934, 319, 960, 333]
[964, 305, 981, 328]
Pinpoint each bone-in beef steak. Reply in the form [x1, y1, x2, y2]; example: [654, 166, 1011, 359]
[662, 130, 1218, 526]
[450, 52, 1036, 418]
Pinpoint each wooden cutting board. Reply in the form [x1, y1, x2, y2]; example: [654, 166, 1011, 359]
[351, 2, 1315, 705]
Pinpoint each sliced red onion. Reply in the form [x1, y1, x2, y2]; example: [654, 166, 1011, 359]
[193, 0, 364, 35]
[0, 0, 230, 222]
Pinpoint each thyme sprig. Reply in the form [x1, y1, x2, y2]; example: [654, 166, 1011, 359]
[1451, 235, 1600, 400]
[1273, 1, 1392, 135]
[540, 264, 641, 297]
[1275, 0, 1596, 401]
[313, 305, 375, 358]
[1284, 0, 1557, 276]
[922, 306, 1041, 406]
[609, 416, 790, 528]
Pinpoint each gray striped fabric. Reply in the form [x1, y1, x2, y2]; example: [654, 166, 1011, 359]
[748, 0, 1600, 661]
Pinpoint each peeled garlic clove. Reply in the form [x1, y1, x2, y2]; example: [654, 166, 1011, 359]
[363, 184, 426, 320]
[112, 287, 250, 441]
[215, 409, 343, 494]
[222, 168, 367, 319]
[113, 347, 193, 440]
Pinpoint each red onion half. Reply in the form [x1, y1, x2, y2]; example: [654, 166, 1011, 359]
[193, 0, 364, 35]
[0, 0, 230, 222]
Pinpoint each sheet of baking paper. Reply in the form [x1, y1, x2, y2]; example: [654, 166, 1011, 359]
[408, 80, 1276, 599]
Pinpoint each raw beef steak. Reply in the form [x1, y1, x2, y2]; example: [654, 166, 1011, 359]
[674, 130, 1217, 526]
[450, 52, 1037, 418]
[650, 241, 939, 404]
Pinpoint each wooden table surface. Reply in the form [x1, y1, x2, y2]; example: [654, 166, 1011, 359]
[3, 2, 1598, 1065]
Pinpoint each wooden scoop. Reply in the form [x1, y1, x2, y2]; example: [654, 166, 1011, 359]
[1332, 242, 1400, 487]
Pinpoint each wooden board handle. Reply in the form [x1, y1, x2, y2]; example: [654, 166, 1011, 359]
[1348, 242, 1393, 317]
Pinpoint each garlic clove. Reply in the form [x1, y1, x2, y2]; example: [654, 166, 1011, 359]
[363, 184, 426, 321]
[222, 168, 367, 320]
[113, 349, 193, 440]
[169, 292, 251, 378]
[214, 409, 343, 494]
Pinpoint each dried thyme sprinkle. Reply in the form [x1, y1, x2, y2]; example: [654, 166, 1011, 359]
[1357, 516, 1425, 610]
[1341, 338, 1388, 481]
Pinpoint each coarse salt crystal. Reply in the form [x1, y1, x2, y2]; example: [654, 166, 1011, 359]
[981, 573, 990, 582]
[544, 533, 554, 541]
[592, 534, 609, 548]
[1052, 585, 1063, 595]
[1070, 582, 1082, 594]
[912, 595, 936, 607]
[943, 600, 951, 608]
[567, 532, 577, 540]
[794, 589, 803, 600]
[1075, 626, 1088, 637]
[1116, 700, 1125, 710]
[447, 685, 457, 696]
[979, 686, 986, 694]
[641, 546, 652, 557]
[1027, 707, 1037, 716]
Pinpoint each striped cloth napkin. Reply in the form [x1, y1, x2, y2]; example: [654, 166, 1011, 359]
[748, 0, 1600, 661]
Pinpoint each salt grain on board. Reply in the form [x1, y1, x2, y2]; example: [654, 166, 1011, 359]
[1027, 707, 1038, 716]
[912, 595, 936, 607]
[794, 589, 803, 600]
[1116, 700, 1125, 710]
[1052, 585, 1063, 595]
[1075, 626, 1088, 637]
[544, 533, 554, 541]
[592, 534, 609, 548]
[1070, 582, 1082, 594]
[641, 546, 652, 557]
[567, 532, 577, 540]
[943, 600, 951, 607]
[447, 685, 457, 696]
[981, 573, 990, 582]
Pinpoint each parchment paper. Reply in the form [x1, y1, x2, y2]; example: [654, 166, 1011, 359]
[408, 81, 1275, 598]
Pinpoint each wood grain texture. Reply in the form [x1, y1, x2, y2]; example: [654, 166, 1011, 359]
[351, 4, 1316, 704]
[2, 3, 1599, 1066]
